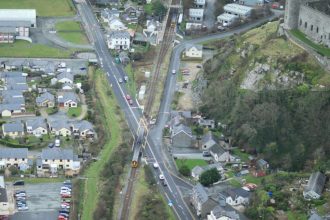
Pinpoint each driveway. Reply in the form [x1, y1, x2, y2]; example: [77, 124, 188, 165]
[10, 182, 62, 220]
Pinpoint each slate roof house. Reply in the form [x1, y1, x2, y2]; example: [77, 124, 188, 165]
[171, 124, 193, 148]
[220, 188, 250, 206]
[303, 172, 326, 200]
[26, 117, 48, 137]
[36, 92, 55, 108]
[190, 183, 218, 217]
[48, 120, 72, 137]
[57, 72, 73, 84]
[184, 44, 203, 58]
[207, 205, 240, 220]
[2, 122, 24, 139]
[107, 30, 131, 50]
[71, 120, 94, 138]
[0, 103, 24, 117]
[201, 131, 218, 150]
[57, 92, 79, 108]
[0, 148, 29, 170]
[209, 144, 234, 162]
[192, 163, 223, 180]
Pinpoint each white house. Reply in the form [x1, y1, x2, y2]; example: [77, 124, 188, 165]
[207, 205, 240, 220]
[217, 13, 239, 27]
[107, 31, 131, 50]
[108, 17, 127, 31]
[184, 44, 203, 58]
[36, 92, 55, 108]
[57, 72, 73, 84]
[194, 0, 206, 8]
[189, 9, 204, 22]
[2, 122, 24, 139]
[220, 188, 250, 206]
[57, 92, 79, 108]
[0, 148, 29, 170]
[303, 172, 326, 200]
[48, 120, 71, 137]
[0, 104, 24, 117]
[224, 4, 252, 19]
[72, 120, 94, 138]
[209, 145, 235, 162]
[26, 117, 48, 137]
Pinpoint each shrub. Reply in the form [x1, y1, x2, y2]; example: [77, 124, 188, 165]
[179, 165, 191, 177]
[200, 168, 220, 186]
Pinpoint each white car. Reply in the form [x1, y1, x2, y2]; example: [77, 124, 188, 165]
[18, 206, 29, 211]
[61, 187, 71, 191]
[15, 193, 26, 197]
[172, 69, 176, 75]
[60, 190, 71, 195]
[118, 78, 123, 83]
[159, 174, 165, 180]
[153, 163, 159, 168]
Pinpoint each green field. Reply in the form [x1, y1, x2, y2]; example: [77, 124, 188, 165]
[0, 40, 75, 58]
[291, 29, 330, 57]
[80, 68, 122, 220]
[175, 159, 208, 170]
[55, 21, 89, 45]
[0, 0, 75, 17]
[67, 106, 82, 118]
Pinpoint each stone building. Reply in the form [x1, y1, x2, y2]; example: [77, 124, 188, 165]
[284, 0, 330, 47]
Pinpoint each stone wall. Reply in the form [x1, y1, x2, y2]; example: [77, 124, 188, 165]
[298, 5, 330, 47]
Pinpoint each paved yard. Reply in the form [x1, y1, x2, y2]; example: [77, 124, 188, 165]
[10, 182, 62, 220]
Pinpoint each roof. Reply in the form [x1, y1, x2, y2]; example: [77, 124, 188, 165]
[0, 26, 16, 33]
[171, 111, 192, 119]
[194, 0, 206, 5]
[2, 122, 24, 133]
[192, 166, 205, 176]
[58, 92, 78, 103]
[0, 188, 8, 203]
[57, 72, 73, 81]
[257, 159, 268, 167]
[0, 9, 36, 22]
[73, 120, 93, 131]
[217, 13, 239, 21]
[193, 183, 208, 204]
[307, 0, 330, 16]
[305, 172, 326, 196]
[201, 131, 217, 146]
[0, 20, 31, 27]
[0, 148, 28, 159]
[210, 144, 226, 155]
[222, 188, 250, 200]
[109, 30, 130, 39]
[189, 8, 204, 17]
[224, 4, 252, 15]
[172, 124, 192, 137]
[36, 92, 55, 104]
[211, 205, 240, 219]
[0, 103, 22, 112]
[308, 213, 323, 220]
[185, 43, 203, 51]
[48, 119, 71, 130]
[26, 117, 47, 130]
[0, 71, 23, 78]
[41, 148, 75, 160]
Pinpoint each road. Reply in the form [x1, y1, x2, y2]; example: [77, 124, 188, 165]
[77, 1, 283, 218]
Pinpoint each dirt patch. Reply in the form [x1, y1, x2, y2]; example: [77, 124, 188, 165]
[177, 61, 201, 111]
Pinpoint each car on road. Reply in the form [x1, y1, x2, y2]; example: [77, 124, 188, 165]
[13, 180, 24, 186]
[172, 69, 176, 75]
[124, 76, 128, 82]
[196, 64, 202, 68]
[17, 205, 28, 211]
[15, 192, 26, 197]
[162, 180, 167, 187]
[202, 151, 211, 157]
[129, 99, 133, 105]
[159, 174, 165, 180]
[153, 162, 159, 168]
[16, 196, 26, 201]
[58, 216, 68, 220]
[125, 94, 131, 100]
[61, 186, 71, 191]
[118, 78, 123, 83]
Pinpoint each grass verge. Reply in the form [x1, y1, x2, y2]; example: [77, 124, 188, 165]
[80, 68, 122, 220]
[175, 159, 208, 171]
[0, 40, 76, 58]
[56, 21, 89, 45]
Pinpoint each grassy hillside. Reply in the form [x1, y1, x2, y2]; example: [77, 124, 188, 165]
[200, 21, 330, 171]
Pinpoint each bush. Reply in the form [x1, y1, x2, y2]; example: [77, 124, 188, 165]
[9, 165, 19, 176]
[179, 165, 191, 177]
[200, 168, 220, 186]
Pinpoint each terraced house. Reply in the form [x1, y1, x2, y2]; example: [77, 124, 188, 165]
[0, 148, 29, 171]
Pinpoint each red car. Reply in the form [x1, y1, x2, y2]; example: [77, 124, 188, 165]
[61, 194, 71, 198]
[125, 94, 131, 100]
[58, 216, 68, 220]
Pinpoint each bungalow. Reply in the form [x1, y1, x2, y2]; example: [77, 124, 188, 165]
[190, 183, 218, 217]
[119, 51, 130, 65]
[209, 144, 234, 162]
[142, 20, 161, 45]
[26, 117, 48, 137]
[256, 159, 269, 170]
[0, 103, 24, 117]
[220, 188, 250, 206]
[48, 120, 71, 137]
[189, 8, 204, 22]
[303, 172, 326, 200]
[37, 148, 80, 177]
[0, 148, 29, 170]
[71, 120, 94, 138]
[184, 44, 203, 58]
[100, 8, 120, 23]
[223, 4, 252, 19]
[2, 122, 24, 139]
[57, 72, 73, 84]
[192, 163, 223, 180]
[36, 92, 55, 108]
[170, 110, 192, 127]
[57, 92, 79, 108]
[171, 124, 193, 148]
[1, 90, 25, 106]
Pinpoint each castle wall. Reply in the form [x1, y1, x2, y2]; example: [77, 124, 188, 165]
[298, 5, 330, 47]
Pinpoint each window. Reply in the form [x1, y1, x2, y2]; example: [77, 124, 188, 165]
[317, 27, 319, 33]
[53, 159, 55, 162]
[311, 25, 313, 31]
[67, 160, 70, 162]
[22, 158, 25, 161]
[45, 159, 48, 162]
[60, 159, 62, 162]
[300, 19, 302, 26]
[305, 22, 307, 28]
[15, 158, 17, 161]
[66, 165, 69, 167]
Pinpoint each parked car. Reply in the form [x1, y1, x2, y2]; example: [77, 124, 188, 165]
[159, 174, 165, 180]
[13, 180, 24, 186]
[17, 206, 28, 211]
[118, 78, 123, 83]
[172, 69, 176, 75]
[124, 76, 128, 82]
[162, 180, 167, 187]
[153, 163, 159, 169]
[15, 192, 26, 197]
[48, 143, 55, 148]
[202, 151, 211, 157]
[129, 99, 133, 105]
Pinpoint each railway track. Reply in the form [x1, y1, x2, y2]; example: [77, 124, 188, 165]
[120, 167, 138, 220]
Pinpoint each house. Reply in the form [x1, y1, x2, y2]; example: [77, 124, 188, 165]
[26, 117, 48, 137]
[125, 6, 138, 18]
[194, 0, 206, 8]
[119, 51, 130, 65]
[192, 163, 224, 180]
[217, 13, 239, 27]
[170, 111, 192, 127]
[171, 124, 193, 148]
[1, 90, 24, 106]
[303, 172, 326, 200]
[186, 22, 202, 30]
[48, 120, 71, 137]
[190, 183, 218, 217]
[209, 144, 234, 162]
[2, 122, 24, 139]
[184, 44, 203, 58]
[107, 31, 131, 50]
[108, 17, 127, 31]
[36, 92, 55, 108]
[37, 148, 81, 177]
[62, 82, 74, 90]
[57, 72, 73, 84]
[220, 188, 250, 206]
[189, 8, 204, 22]
[201, 131, 218, 150]
[142, 20, 161, 45]
[0, 103, 24, 117]
[0, 187, 10, 216]
[198, 118, 215, 129]
[101, 8, 120, 23]
[207, 205, 240, 220]
[71, 120, 94, 138]
[0, 148, 29, 170]
[57, 92, 79, 108]
[239, 0, 264, 7]
[256, 159, 269, 170]
[223, 4, 253, 19]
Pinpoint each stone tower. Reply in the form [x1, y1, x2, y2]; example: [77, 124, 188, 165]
[284, 0, 304, 29]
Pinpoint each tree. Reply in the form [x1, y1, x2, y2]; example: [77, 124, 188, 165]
[152, 0, 167, 17]
[8, 165, 19, 176]
[200, 168, 220, 186]
[179, 165, 190, 177]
